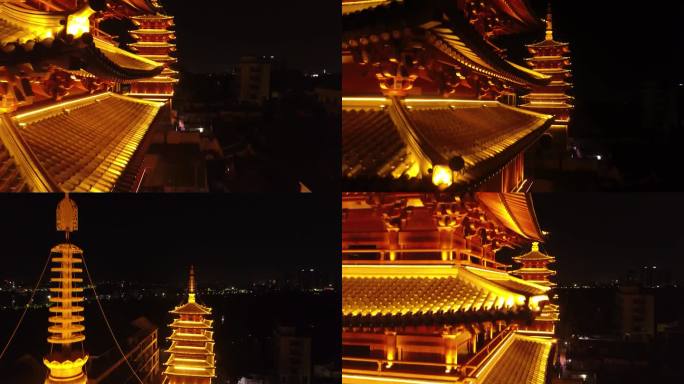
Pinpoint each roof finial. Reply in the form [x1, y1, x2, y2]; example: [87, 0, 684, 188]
[56, 192, 78, 239]
[531, 242, 540, 252]
[545, 2, 554, 41]
[188, 265, 196, 303]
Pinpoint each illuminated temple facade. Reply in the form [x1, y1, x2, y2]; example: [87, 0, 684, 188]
[342, 0, 557, 191]
[0, 0, 177, 192]
[520, 5, 573, 151]
[163, 266, 217, 383]
[342, 192, 559, 384]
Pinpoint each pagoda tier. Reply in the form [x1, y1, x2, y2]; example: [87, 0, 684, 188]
[511, 242, 556, 287]
[342, 192, 556, 384]
[44, 195, 88, 384]
[128, 14, 178, 101]
[519, 4, 573, 150]
[163, 266, 216, 384]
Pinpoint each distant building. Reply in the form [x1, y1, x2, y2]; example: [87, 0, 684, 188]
[617, 286, 655, 339]
[89, 317, 162, 384]
[275, 327, 311, 384]
[238, 56, 272, 105]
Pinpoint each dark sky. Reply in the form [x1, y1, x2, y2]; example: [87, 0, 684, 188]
[161, 0, 340, 73]
[533, 193, 684, 285]
[499, 0, 683, 103]
[0, 194, 339, 286]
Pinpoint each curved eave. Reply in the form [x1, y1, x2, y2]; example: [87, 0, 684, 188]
[476, 192, 545, 242]
[342, 0, 391, 15]
[342, 0, 550, 87]
[0, 2, 65, 45]
[526, 39, 569, 48]
[491, 0, 545, 34]
[121, 0, 164, 14]
[86, 37, 164, 81]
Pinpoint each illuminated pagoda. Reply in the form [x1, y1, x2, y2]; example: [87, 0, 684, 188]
[342, 192, 558, 384]
[128, 13, 178, 101]
[342, 0, 555, 191]
[520, 3, 573, 151]
[0, 0, 177, 192]
[44, 194, 88, 384]
[163, 265, 216, 383]
[511, 241, 556, 287]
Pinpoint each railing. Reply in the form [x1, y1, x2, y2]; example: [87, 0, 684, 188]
[343, 356, 459, 374]
[343, 327, 517, 379]
[461, 327, 515, 376]
[342, 248, 510, 270]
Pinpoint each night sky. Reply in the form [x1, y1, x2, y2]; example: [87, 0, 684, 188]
[0, 194, 339, 286]
[533, 193, 684, 285]
[161, 0, 340, 73]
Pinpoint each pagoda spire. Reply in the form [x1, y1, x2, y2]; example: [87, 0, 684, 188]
[44, 194, 88, 384]
[545, 3, 554, 41]
[188, 265, 196, 303]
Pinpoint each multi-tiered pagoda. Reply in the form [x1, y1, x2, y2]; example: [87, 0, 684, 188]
[128, 13, 178, 101]
[520, 4, 573, 151]
[163, 266, 216, 383]
[342, 0, 555, 191]
[511, 241, 557, 287]
[43, 194, 88, 384]
[0, 0, 177, 192]
[342, 192, 559, 384]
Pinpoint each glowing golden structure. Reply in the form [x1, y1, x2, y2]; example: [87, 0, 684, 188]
[341, 0, 555, 191]
[43, 194, 88, 384]
[128, 14, 178, 101]
[0, 0, 177, 192]
[511, 242, 557, 287]
[163, 266, 216, 383]
[342, 192, 558, 384]
[520, 4, 573, 150]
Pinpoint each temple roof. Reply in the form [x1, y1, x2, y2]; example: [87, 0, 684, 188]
[477, 334, 553, 384]
[169, 319, 213, 329]
[513, 242, 555, 262]
[167, 342, 215, 355]
[343, 0, 543, 34]
[0, 4, 164, 80]
[526, 38, 569, 48]
[342, 0, 550, 87]
[170, 301, 212, 315]
[121, 0, 164, 14]
[342, 264, 544, 321]
[476, 192, 545, 242]
[0, 139, 28, 192]
[168, 330, 214, 342]
[0, 92, 162, 192]
[463, 266, 549, 296]
[0, 2, 63, 45]
[342, 98, 551, 190]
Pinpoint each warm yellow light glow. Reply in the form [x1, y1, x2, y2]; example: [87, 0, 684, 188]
[431, 165, 453, 189]
[66, 6, 95, 37]
[342, 374, 453, 384]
